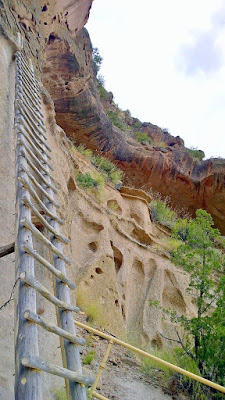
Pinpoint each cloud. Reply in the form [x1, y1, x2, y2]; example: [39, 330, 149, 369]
[177, 5, 225, 75]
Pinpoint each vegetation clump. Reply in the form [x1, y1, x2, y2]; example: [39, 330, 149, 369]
[135, 131, 152, 144]
[93, 47, 103, 74]
[149, 209, 225, 399]
[107, 110, 127, 131]
[71, 143, 123, 186]
[92, 155, 123, 184]
[185, 146, 205, 161]
[150, 198, 176, 228]
[75, 172, 96, 189]
[83, 350, 96, 365]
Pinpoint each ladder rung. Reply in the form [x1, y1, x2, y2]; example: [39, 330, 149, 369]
[21, 166, 60, 208]
[16, 112, 47, 141]
[24, 156, 57, 194]
[15, 81, 42, 108]
[21, 355, 94, 385]
[17, 91, 44, 120]
[24, 310, 86, 346]
[16, 71, 41, 99]
[16, 92, 43, 126]
[16, 81, 42, 109]
[17, 63, 41, 96]
[16, 111, 49, 149]
[17, 54, 36, 79]
[16, 77, 41, 103]
[15, 114, 51, 158]
[21, 218, 71, 265]
[22, 244, 74, 289]
[15, 124, 54, 170]
[18, 176, 63, 225]
[15, 109, 48, 152]
[17, 90, 41, 116]
[18, 55, 39, 89]
[20, 146, 57, 185]
[22, 198, 68, 244]
[20, 272, 79, 311]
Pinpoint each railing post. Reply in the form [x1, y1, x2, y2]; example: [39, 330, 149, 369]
[89, 340, 113, 398]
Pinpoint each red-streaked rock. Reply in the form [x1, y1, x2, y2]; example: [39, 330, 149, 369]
[42, 29, 225, 234]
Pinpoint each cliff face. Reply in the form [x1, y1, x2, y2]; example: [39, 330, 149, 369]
[41, 27, 225, 234]
[0, 1, 224, 398]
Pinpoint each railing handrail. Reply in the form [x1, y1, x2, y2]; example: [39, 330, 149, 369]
[74, 320, 225, 394]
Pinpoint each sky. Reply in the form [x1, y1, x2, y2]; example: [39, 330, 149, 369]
[86, 0, 225, 159]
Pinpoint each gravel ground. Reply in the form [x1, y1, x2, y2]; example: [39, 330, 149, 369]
[77, 313, 180, 400]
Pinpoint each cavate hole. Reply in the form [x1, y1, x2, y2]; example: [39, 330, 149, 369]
[107, 199, 122, 215]
[88, 242, 98, 252]
[67, 176, 76, 191]
[90, 274, 94, 279]
[42, 5, 48, 11]
[95, 267, 103, 274]
[44, 22, 47, 25]
[151, 335, 162, 349]
[115, 300, 119, 306]
[110, 241, 123, 273]
[48, 34, 56, 42]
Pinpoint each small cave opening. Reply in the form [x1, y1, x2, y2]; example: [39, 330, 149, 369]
[95, 267, 103, 274]
[115, 299, 119, 306]
[151, 335, 163, 349]
[42, 5, 48, 12]
[110, 241, 123, 274]
[107, 199, 122, 215]
[48, 34, 56, 43]
[88, 241, 98, 252]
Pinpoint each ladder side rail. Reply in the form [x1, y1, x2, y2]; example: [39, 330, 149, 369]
[14, 51, 43, 400]
[26, 61, 88, 400]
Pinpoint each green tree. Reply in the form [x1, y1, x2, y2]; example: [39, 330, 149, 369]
[170, 210, 225, 385]
[93, 47, 103, 74]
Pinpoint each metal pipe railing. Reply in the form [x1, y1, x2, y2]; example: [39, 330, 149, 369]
[74, 320, 225, 396]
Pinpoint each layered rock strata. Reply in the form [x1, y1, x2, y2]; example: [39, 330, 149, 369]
[42, 29, 225, 234]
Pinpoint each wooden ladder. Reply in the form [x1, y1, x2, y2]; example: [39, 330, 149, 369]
[14, 49, 93, 399]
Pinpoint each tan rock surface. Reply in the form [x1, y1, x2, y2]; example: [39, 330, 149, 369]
[41, 25, 225, 234]
[0, 1, 221, 398]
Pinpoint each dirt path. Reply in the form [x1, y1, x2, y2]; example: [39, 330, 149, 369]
[99, 359, 172, 399]
[78, 314, 173, 400]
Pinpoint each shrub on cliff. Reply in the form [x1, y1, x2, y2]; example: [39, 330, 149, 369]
[93, 47, 103, 74]
[150, 209, 225, 398]
[135, 131, 152, 144]
[150, 199, 176, 228]
[185, 146, 205, 161]
[92, 156, 123, 184]
[107, 110, 126, 131]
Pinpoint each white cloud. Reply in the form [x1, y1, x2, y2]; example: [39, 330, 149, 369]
[87, 0, 225, 158]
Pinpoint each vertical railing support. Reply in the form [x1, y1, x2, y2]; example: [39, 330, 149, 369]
[89, 340, 113, 398]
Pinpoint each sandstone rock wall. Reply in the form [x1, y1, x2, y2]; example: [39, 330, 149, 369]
[0, 1, 222, 398]
[41, 24, 225, 234]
